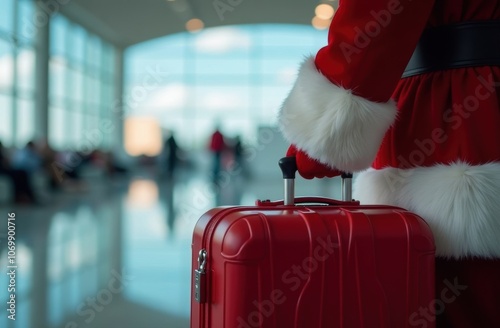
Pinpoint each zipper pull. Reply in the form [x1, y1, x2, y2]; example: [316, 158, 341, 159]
[194, 249, 207, 303]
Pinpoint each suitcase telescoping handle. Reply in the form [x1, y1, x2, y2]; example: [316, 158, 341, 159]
[278, 156, 353, 205]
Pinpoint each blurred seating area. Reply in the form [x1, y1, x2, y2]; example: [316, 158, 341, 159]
[0, 139, 129, 205]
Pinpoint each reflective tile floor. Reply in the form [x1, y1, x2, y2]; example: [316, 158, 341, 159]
[0, 166, 339, 328]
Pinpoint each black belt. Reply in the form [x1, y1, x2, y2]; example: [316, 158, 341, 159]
[402, 20, 500, 78]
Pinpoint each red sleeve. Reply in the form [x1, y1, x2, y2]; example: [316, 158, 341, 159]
[316, 0, 435, 102]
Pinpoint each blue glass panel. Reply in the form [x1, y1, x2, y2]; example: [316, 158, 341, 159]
[0, 39, 13, 91]
[16, 47, 35, 91]
[0, 94, 13, 145]
[17, 0, 36, 42]
[71, 24, 86, 63]
[0, 0, 14, 34]
[50, 14, 67, 56]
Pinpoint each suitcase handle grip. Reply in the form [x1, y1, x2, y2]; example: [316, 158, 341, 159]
[279, 156, 353, 205]
[278, 157, 298, 179]
[256, 197, 360, 207]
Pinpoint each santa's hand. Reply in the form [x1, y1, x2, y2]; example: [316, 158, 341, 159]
[286, 145, 342, 179]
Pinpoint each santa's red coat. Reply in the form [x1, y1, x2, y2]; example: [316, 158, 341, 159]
[279, 0, 500, 326]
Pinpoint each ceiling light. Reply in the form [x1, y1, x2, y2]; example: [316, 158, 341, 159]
[186, 18, 204, 33]
[312, 16, 331, 30]
[315, 4, 335, 20]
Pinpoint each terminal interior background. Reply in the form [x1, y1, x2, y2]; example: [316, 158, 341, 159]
[0, 0, 343, 327]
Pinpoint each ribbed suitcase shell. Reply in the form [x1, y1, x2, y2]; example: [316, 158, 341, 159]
[190, 200, 435, 328]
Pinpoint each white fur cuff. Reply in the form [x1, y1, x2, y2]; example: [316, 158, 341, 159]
[278, 56, 397, 172]
[353, 163, 500, 259]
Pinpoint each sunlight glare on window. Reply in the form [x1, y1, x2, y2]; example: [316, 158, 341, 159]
[124, 117, 163, 156]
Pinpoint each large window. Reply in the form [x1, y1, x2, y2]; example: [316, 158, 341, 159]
[49, 14, 116, 151]
[124, 24, 328, 151]
[0, 0, 117, 150]
[0, 0, 36, 148]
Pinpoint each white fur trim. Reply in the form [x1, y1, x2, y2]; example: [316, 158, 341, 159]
[278, 56, 397, 172]
[353, 162, 500, 259]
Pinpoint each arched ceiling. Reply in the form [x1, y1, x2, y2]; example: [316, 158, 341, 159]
[59, 0, 337, 48]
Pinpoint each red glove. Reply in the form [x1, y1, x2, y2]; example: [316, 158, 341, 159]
[286, 145, 342, 179]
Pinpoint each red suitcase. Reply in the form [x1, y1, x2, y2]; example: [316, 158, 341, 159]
[191, 157, 435, 328]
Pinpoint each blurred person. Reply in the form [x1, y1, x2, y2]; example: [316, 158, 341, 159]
[278, 0, 500, 326]
[11, 141, 42, 173]
[0, 141, 37, 204]
[39, 140, 64, 191]
[232, 136, 243, 166]
[230, 135, 249, 178]
[11, 141, 43, 201]
[208, 126, 226, 182]
[164, 132, 179, 179]
[51, 149, 94, 192]
[0, 141, 9, 170]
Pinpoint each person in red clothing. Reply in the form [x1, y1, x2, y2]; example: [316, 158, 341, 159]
[279, 0, 500, 327]
[209, 126, 226, 182]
